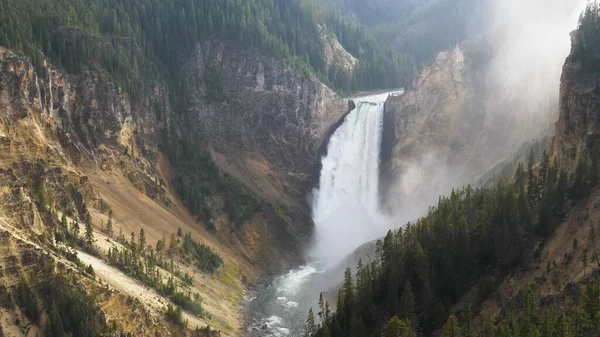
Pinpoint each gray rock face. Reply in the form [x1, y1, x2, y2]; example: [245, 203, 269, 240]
[553, 30, 600, 174]
[386, 47, 482, 174]
[0, 49, 172, 202]
[182, 41, 347, 215]
[0, 49, 170, 160]
[382, 44, 556, 215]
[381, 47, 484, 214]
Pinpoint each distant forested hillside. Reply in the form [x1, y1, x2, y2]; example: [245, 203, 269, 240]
[0, 0, 416, 93]
[325, 0, 422, 27]
[326, 0, 491, 65]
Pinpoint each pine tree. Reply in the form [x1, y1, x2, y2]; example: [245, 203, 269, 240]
[318, 293, 325, 322]
[382, 316, 414, 337]
[382, 316, 402, 337]
[400, 281, 415, 323]
[539, 307, 555, 337]
[130, 232, 137, 254]
[442, 315, 461, 337]
[304, 308, 317, 337]
[460, 302, 472, 337]
[342, 267, 354, 313]
[48, 301, 65, 337]
[85, 218, 94, 246]
[60, 213, 68, 230]
[515, 162, 525, 188]
[139, 228, 146, 256]
[572, 303, 589, 337]
[118, 227, 125, 244]
[555, 313, 572, 337]
[168, 233, 177, 257]
[156, 238, 165, 259]
[585, 280, 600, 321]
[72, 221, 80, 239]
[521, 288, 539, 337]
[106, 211, 113, 238]
[481, 312, 496, 337]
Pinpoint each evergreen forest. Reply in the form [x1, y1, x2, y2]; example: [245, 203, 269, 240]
[0, 0, 416, 94]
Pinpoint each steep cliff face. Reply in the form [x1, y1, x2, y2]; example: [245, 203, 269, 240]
[382, 43, 556, 213]
[0, 48, 172, 227]
[386, 47, 480, 172]
[381, 46, 484, 213]
[552, 30, 600, 173]
[182, 40, 347, 231]
[478, 28, 600, 315]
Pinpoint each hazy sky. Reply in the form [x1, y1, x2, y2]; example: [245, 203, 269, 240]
[487, 0, 586, 115]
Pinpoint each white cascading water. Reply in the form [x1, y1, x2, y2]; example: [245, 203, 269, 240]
[310, 93, 391, 266]
[247, 92, 398, 337]
[247, 93, 397, 337]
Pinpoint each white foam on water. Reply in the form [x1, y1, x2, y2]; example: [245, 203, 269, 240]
[277, 327, 291, 335]
[267, 315, 283, 326]
[276, 266, 317, 296]
[285, 301, 299, 308]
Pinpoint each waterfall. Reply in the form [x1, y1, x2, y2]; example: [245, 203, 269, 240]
[310, 93, 391, 266]
[246, 92, 399, 337]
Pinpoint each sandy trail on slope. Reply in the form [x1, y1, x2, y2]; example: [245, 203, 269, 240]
[77, 250, 209, 329]
[85, 168, 252, 334]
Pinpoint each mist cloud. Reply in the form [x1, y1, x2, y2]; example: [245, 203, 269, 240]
[384, 0, 587, 229]
[486, 0, 586, 129]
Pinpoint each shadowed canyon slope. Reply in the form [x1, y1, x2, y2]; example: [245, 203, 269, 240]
[182, 41, 347, 233]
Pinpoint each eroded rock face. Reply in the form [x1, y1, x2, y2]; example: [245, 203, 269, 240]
[0, 49, 172, 231]
[182, 41, 347, 223]
[382, 47, 485, 213]
[387, 47, 480, 173]
[382, 44, 556, 214]
[0, 50, 169, 156]
[552, 31, 600, 173]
